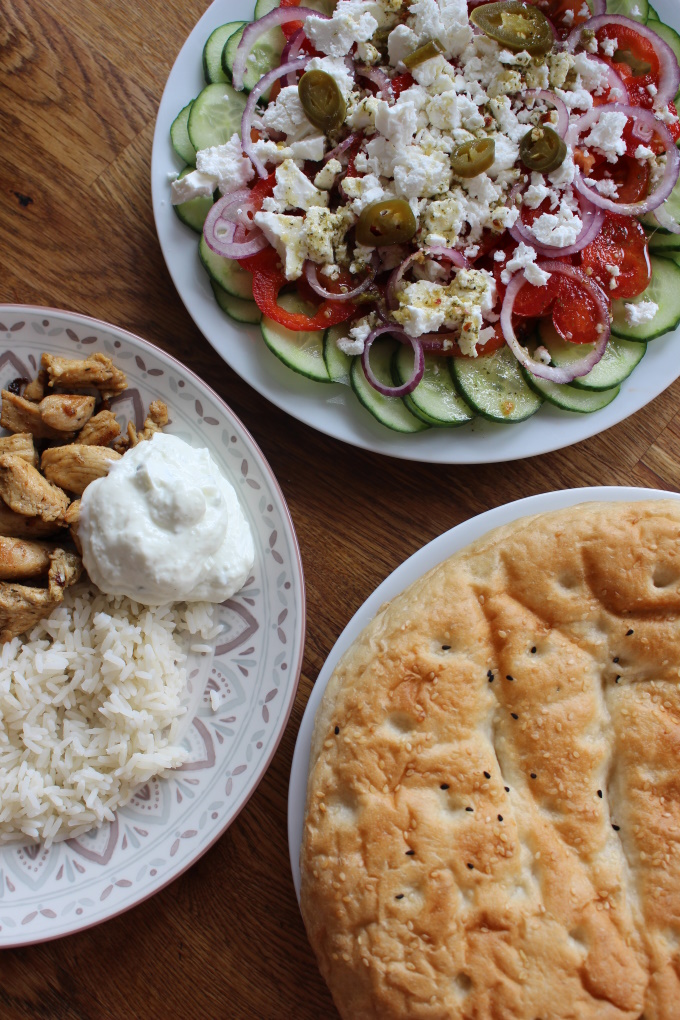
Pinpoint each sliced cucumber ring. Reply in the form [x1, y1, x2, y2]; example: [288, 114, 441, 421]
[211, 281, 262, 324]
[451, 346, 543, 423]
[647, 4, 660, 19]
[323, 325, 353, 384]
[170, 103, 196, 167]
[538, 320, 646, 391]
[350, 339, 429, 433]
[202, 21, 246, 83]
[199, 236, 255, 299]
[260, 294, 331, 382]
[605, 0, 648, 22]
[522, 371, 620, 412]
[648, 229, 680, 254]
[174, 168, 214, 232]
[611, 254, 680, 341]
[222, 23, 285, 97]
[187, 83, 248, 152]
[393, 347, 474, 427]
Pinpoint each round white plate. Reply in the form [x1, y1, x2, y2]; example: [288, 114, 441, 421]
[288, 484, 680, 898]
[0, 306, 305, 946]
[152, 0, 680, 464]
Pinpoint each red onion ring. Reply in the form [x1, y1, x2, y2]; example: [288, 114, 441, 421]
[323, 132, 360, 164]
[303, 260, 375, 301]
[567, 14, 680, 107]
[203, 192, 268, 259]
[386, 247, 471, 310]
[524, 89, 569, 138]
[590, 0, 606, 13]
[566, 103, 680, 215]
[241, 57, 311, 178]
[500, 261, 610, 383]
[654, 203, 680, 234]
[232, 7, 328, 91]
[356, 65, 394, 104]
[282, 28, 308, 85]
[362, 325, 424, 397]
[510, 185, 605, 256]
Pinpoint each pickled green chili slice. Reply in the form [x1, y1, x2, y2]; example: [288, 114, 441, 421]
[298, 70, 346, 133]
[451, 137, 496, 178]
[403, 39, 445, 69]
[613, 48, 652, 76]
[519, 124, 567, 173]
[355, 199, 417, 246]
[470, 1, 554, 55]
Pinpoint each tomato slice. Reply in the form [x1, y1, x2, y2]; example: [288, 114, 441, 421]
[588, 154, 651, 204]
[391, 73, 415, 99]
[580, 214, 651, 298]
[598, 25, 660, 108]
[551, 276, 603, 344]
[279, 0, 304, 39]
[243, 248, 359, 330]
[527, 0, 590, 38]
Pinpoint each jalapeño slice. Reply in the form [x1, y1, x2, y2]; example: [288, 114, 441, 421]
[298, 70, 346, 133]
[519, 124, 567, 173]
[451, 137, 496, 178]
[470, 1, 554, 55]
[355, 199, 417, 247]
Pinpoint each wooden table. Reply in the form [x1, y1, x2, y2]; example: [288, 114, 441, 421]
[1, 1, 679, 1016]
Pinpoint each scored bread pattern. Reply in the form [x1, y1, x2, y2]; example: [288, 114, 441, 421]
[301, 501, 680, 1020]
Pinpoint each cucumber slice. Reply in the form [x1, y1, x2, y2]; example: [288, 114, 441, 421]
[254, 0, 280, 15]
[170, 103, 196, 167]
[451, 346, 543, 423]
[350, 339, 429, 433]
[255, 0, 336, 13]
[211, 280, 261, 324]
[202, 21, 246, 83]
[611, 254, 680, 340]
[647, 19, 680, 66]
[187, 83, 248, 152]
[648, 229, 680, 253]
[522, 371, 620, 412]
[393, 347, 474, 427]
[606, 0, 648, 22]
[199, 235, 255, 299]
[647, 4, 659, 18]
[260, 294, 331, 382]
[537, 320, 646, 391]
[174, 168, 214, 232]
[222, 23, 285, 96]
[323, 325, 353, 384]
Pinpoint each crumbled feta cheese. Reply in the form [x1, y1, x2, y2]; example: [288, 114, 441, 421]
[305, 207, 351, 265]
[657, 106, 680, 125]
[170, 169, 216, 205]
[555, 86, 593, 111]
[584, 177, 619, 198]
[337, 315, 375, 355]
[314, 159, 342, 190]
[501, 242, 551, 287]
[272, 159, 328, 212]
[635, 144, 656, 161]
[195, 133, 255, 195]
[253, 212, 308, 279]
[498, 49, 532, 66]
[530, 201, 583, 248]
[647, 83, 658, 97]
[305, 0, 379, 57]
[523, 173, 555, 210]
[388, 23, 419, 65]
[304, 56, 355, 101]
[562, 8, 574, 25]
[494, 249, 506, 262]
[549, 51, 574, 88]
[356, 40, 381, 64]
[260, 86, 316, 141]
[600, 36, 618, 58]
[342, 173, 390, 214]
[606, 264, 621, 290]
[392, 267, 496, 353]
[393, 146, 452, 198]
[584, 110, 628, 163]
[625, 299, 659, 327]
[375, 99, 418, 147]
[572, 53, 612, 94]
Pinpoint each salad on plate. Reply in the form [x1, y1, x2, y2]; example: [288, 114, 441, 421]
[168, 0, 680, 433]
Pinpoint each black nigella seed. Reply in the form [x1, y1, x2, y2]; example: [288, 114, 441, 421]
[612, 824, 620, 831]
[506, 675, 514, 682]
[615, 676, 621, 683]
[597, 790, 603, 798]
[442, 645, 451, 651]
[511, 713, 518, 720]
[483, 771, 491, 779]
[626, 629, 634, 636]
[613, 657, 619, 664]
[405, 849, 415, 856]
[467, 863, 474, 870]
[466, 807, 473, 812]
[334, 726, 339, 735]
[498, 815, 503, 822]
[531, 646, 537, 654]
[504, 786, 510, 792]
[530, 773, 537, 779]
[487, 670, 494, 682]
[396, 893, 404, 899]
[440, 783, 449, 790]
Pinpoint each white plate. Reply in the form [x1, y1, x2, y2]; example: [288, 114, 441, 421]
[152, 0, 680, 464]
[288, 484, 680, 898]
[0, 306, 305, 946]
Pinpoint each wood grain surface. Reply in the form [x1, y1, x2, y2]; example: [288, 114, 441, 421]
[1, 1, 679, 1017]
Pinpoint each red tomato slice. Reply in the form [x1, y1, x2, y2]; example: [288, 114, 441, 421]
[551, 276, 602, 344]
[278, 0, 304, 39]
[598, 25, 659, 109]
[588, 155, 651, 204]
[242, 248, 358, 331]
[391, 73, 415, 99]
[580, 215, 651, 298]
[527, 0, 590, 38]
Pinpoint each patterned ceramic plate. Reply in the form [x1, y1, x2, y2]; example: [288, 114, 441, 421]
[0, 306, 305, 946]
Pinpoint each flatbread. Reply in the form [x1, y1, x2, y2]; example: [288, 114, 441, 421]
[300, 500, 680, 1020]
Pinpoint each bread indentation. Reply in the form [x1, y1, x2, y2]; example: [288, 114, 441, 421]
[653, 564, 678, 589]
[385, 711, 416, 735]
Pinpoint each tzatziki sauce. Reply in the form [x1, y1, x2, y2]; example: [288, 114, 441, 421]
[79, 433, 254, 605]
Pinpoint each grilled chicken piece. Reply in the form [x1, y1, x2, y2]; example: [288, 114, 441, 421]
[41, 445, 121, 495]
[0, 455, 69, 522]
[77, 409, 121, 446]
[0, 504, 65, 538]
[39, 394, 95, 432]
[0, 391, 72, 439]
[0, 433, 38, 467]
[0, 548, 82, 642]
[41, 352, 127, 400]
[64, 499, 81, 553]
[126, 400, 169, 447]
[0, 536, 53, 580]
[23, 371, 48, 402]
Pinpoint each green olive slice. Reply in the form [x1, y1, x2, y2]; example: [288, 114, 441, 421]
[613, 48, 652, 77]
[470, 1, 554, 55]
[451, 137, 496, 178]
[355, 199, 417, 247]
[403, 39, 445, 69]
[298, 70, 346, 133]
[519, 125, 567, 173]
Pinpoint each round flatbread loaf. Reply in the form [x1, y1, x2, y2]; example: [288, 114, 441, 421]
[300, 500, 680, 1020]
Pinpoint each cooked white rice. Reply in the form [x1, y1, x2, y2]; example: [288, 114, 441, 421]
[0, 584, 217, 847]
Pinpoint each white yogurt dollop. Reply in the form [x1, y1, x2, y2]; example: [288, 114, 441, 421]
[79, 433, 254, 605]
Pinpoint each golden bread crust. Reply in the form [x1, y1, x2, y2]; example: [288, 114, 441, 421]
[300, 500, 680, 1020]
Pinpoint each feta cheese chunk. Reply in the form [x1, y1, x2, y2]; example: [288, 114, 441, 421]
[305, 0, 379, 57]
[584, 110, 628, 163]
[253, 213, 308, 279]
[272, 159, 328, 212]
[501, 242, 551, 287]
[304, 56, 355, 101]
[529, 202, 583, 248]
[625, 299, 659, 327]
[314, 158, 343, 190]
[393, 267, 496, 355]
[260, 86, 316, 141]
[375, 99, 418, 148]
[388, 24, 419, 66]
[170, 169, 216, 205]
[195, 133, 254, 195]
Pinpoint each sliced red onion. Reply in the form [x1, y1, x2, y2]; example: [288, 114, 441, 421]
[510, 186, 605, 256]
[356, 65, 394, 104]
[386, 247, 471, 310]
[500, 261, 610, 383]
[524, 89, 569, 138]
[653, 203, 680, 234]
[282, 28, 308, 84]
[203, 192, 268, 259]
[580, 54, 627, 102]
[304, 260, 375, 301]
[567, 103, 680, 215]
[323, 132, 360, 164]
[241, 57, 310, 177]
[567, 14, 680, 107]
[232, 8, 328, 91]
[362, 325, 424, 397]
